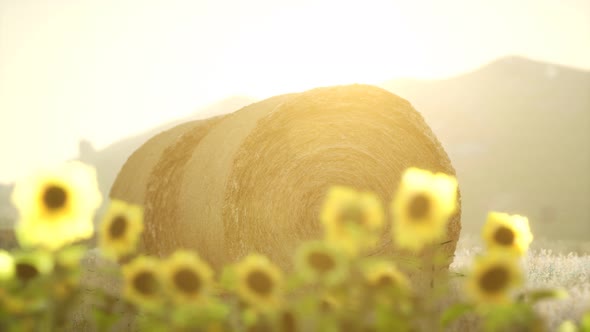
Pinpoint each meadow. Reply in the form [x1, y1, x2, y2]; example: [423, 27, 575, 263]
[73, 234, 590, 331]
[1, 161, 589, 331]
[450, 234, 590, 331]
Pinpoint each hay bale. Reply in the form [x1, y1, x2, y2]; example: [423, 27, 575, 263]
[119, 84, 460, 273]
[141, 114, 230, 256]
[110, 117, 224, 205]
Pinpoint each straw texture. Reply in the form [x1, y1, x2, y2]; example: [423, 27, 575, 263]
[111, 85, 461, 278]
[110, 120, 205, 205]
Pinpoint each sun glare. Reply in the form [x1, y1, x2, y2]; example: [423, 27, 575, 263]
[210, 1, 424, 99]
[0, 0, 589, 183]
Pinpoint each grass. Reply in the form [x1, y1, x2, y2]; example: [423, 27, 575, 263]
[450, 233, 590, 330]
[3, 161, 589, 331]
[64, 233, 590, 331]
[3, 221, 589, 330]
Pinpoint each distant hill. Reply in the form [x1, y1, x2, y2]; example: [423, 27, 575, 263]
[380, 56, 590, 240]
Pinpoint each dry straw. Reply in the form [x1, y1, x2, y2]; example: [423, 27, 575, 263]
[111, 85, 461, 281]
[110, 119, 219, 205]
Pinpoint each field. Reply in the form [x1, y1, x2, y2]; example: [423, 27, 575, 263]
[66, 233, 590, 331]
[449, 234, 590, 330]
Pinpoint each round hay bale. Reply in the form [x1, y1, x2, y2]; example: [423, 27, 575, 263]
[136, 85, 460, 275]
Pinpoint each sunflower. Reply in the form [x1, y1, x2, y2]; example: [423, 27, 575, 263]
[320, 186, 384, 256]
[11, 250, 54, 285]
[0, 250, 15, 281]
[11, 161, 102, 250]
[163, 250, 214, 305]
[99, 199, 144, 260]
[466, 251, 523, 305]
[234, 254, 283, 311]
[482, 212, 533, 257]
[122, 255, 163, 311]
[390, 167, 458, 252]
[0, 250, 53, 314]
[294, 241, 348, 286]
[362, 260, 411, 295]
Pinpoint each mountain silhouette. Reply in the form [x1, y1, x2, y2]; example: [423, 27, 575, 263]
[380, 56, 590, 240]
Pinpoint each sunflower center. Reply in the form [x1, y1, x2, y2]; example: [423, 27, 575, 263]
[408, 194, 430, 220]
[133, 271, 158, 296]
[376, 274, 395, 287]
[43, 185, 67, 210]
[339, 204, 365, 225]
[308, 252, 335, 273]
[15, 263, 39, 282]
[281, 311, 296, 332]
[173, 268, 201, 295]
[109, 215, 128, 238]
[494, 226, 515, 246]
[479, 266, 509, 293]
[247, 269, 273, 296]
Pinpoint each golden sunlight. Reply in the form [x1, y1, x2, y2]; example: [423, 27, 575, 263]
[0, 0, 588, 183]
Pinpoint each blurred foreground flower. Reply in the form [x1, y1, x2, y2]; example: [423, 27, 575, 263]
[466, 251, 523, 305]
[0, 250, 53, 315]
[362, 260, 411, 295]
[11, 161, 102, 250]
[0, 250, 15, 281]
[163, 250, 214, 305]
[99, 199, 144, 260]
[320, 186, 384, 256]
[122, 256, 163, 311]
[482, 212, 533, 256]
[391, 167, 458, 252]
[234, 254, 283, 311]
[11, 250, 54, 285]
[294, 241, 348, 286]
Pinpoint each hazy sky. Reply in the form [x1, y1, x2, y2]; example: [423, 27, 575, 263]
[1, 0, 589, 184]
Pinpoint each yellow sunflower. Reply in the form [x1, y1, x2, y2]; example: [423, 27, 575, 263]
[391, 167, 458, 252]
[363, 260, 411, 294]
[0, 250, 15, 281]
[163, 250, 214, 305]
[466, 251, 523, 305]
[320, 186, 384, 256]
[11, 161, 102, 250]
[294, 241, 348, 286]
[482, 212, 533, 257]
[122, 255, 163, 311]
[11, 250, 54, 285]
[99, 199, 144, 260]
[0, 250, 53, 314]
[234, 254, 283, 311]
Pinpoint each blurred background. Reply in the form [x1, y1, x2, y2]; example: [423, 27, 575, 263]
[1, 0, 589, 245]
